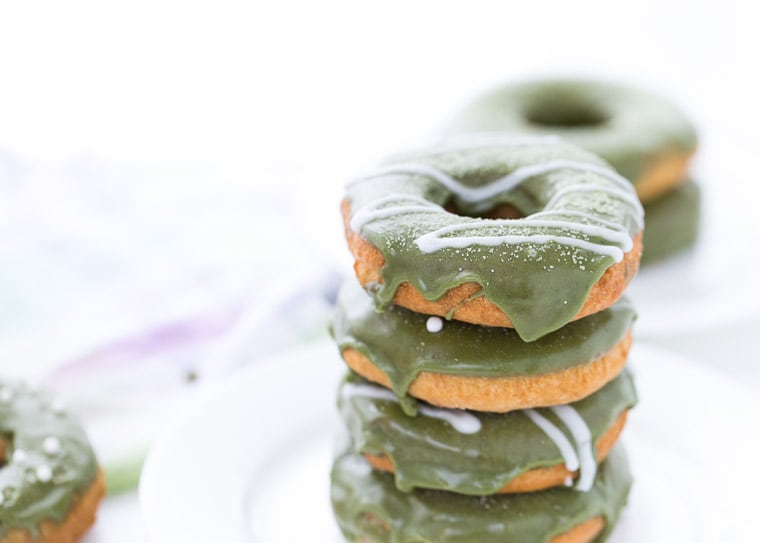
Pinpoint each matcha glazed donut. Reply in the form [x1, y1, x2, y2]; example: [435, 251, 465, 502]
[331, 281, 635, 414]
[338, 370, 636, 495]
[445, 79, 697, 203]
[0, 381, 103, 543]
[343, 136, 643, 341]
[331, 445, 633, 543]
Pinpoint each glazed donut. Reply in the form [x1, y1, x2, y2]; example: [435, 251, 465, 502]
[343, 136, 643, 342]
[444, 79, 697, 203]
[641, 179, 700, 264]
[338, 369, 636, 495]
[331, 445, 632, 543]
[0, 382, 103, 543]
[330, 281, 635, 414]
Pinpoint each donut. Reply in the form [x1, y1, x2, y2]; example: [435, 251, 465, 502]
[330, 280, 635, 414]
[641, 179, 700, 264]
[0, 382, 103, 543]
[338, 369, 636, 495]
[343, 136, 643, 341]
[444, 79, 697, 203]
[331, 445, 632, 543]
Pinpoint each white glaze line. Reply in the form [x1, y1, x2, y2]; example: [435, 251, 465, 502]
[351, 159, 634, 204]
[341, 382, 482, 434]
[528, 209, 631, 232]
[544, 185, 644, 228]
[524, 409, 580, 472]
[415, 225, 625, 262]
[550, 405, 597, 492]
[350, 194, 441, 231]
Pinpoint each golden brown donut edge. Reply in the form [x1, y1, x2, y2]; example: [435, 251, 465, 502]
[634, 149, 695, 203]
[341, 331, 632, 413]
[342, 200, 643, 329]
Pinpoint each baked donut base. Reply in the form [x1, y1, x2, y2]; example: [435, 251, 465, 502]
[364, 409, 628, 494]
[634, 150, 694, 203]
[2, 470, 105, 543]
[342, 331, 632, 413]
[343, 200, 643, 329]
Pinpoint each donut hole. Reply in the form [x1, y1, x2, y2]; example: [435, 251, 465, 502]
[445, 200, 525, 219]
[524, 98, 609, 128]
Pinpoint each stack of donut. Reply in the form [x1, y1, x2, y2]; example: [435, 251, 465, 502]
[445, 79, 698, 265]
[330, 136, 643, 542]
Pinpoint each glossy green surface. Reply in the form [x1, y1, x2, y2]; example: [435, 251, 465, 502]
[339, 370, 636, 495]
[641, 180, 701, 264]
[331, 445, 632, 543]
[0, 382, 98, 537]
[330, 281, 635, 414]
[346, 138, 641, 342]
[444, 79, 697, 185]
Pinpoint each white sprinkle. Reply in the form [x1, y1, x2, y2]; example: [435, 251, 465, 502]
[43, 437, 62, 456]
[12, 449, 28, 464]
[426, 316, 444, 333]
[564, 476, 574, 487]
[0, 388, 12, 403]
[36, 465, 53, 483]
[50, 399, 66, 414]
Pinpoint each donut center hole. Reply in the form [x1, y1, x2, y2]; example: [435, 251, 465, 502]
[525, 99, 609, 128]
[445, 201, 525, 219]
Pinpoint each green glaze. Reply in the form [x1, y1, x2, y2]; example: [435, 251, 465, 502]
[0, 382, 98, 537]
[330, 281, 636, 414]
[444, 79, 697, 186]
[346, 138, 642, 342]
[338, 370, 636, 495]
[642, 180, 701, 265]
[331, 445, 632, 543]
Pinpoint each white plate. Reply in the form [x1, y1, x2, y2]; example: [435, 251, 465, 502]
[140, 340, 758, 542]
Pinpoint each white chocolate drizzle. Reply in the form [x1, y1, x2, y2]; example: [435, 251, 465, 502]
[550, 405, 597, 492]
[352, 159, 635, 204]
[415, 224, 626, 262]
[525, 405, 597, 492]
[342, 382, 481, 434]
[523, 409, 580, 472]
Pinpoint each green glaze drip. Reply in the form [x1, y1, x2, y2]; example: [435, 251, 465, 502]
[0, 382, 98, 537]
[444, 79, 697, 185]
[346, 139, 642, 341]
[338, 370, 636, 495]
[331, 445, 632, 543]
[330, 281, 636, 414]
[642, 180, 700, 265]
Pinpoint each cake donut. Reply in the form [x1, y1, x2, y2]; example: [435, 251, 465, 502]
[331, 445, 632, 543]
[0, 382, 103, 543]
[343, 136, 643, 341]
[330, 281, 635, 413]
[639, 179, 700, 265]
[444, 79, 697, 202]
[339, 370, 636, 495]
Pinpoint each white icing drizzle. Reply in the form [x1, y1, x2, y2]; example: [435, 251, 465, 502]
[342, 382, 481, 434]
[350, 194, 439, 232]
[543, 185, 644, 228]
[550, 405, 597, 492]
[43, 436, 62, 456]
[523, 409, 580, 472]
[528, 209, 632, 232]
[415, 225, 626, 262]
[425, 316, 444, 333]
[352, 159, 634, 204]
